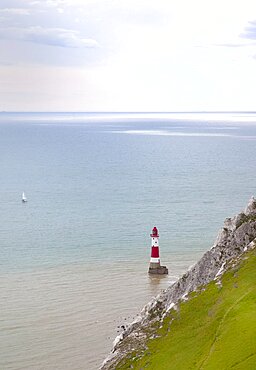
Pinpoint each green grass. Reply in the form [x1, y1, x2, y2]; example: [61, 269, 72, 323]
[116, 249, 256, 370]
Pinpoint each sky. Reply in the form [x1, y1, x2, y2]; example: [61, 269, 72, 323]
[0, 0, 256, 112]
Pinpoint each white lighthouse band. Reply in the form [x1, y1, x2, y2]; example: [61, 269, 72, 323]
[150, 257, 160, 263]
[151, 237, 159, 247]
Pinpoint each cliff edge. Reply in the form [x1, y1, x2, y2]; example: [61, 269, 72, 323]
[101, 197, 256, 369]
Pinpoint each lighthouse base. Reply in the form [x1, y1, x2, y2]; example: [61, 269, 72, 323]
[148, 265, 168, 275]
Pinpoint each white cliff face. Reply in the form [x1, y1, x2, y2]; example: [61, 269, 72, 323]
[244, 196, 256, 215]
[101, 198, 256, 370]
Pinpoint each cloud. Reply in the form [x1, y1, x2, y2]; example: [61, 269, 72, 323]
[0, 8, 30, 15]
[214, 19, 256, 48]
[25, 27, 99, 48]
[241, 20, 256, 40]
[29, 0, 75, 8]
[30, 0, 64, 6]
[214, 42, 254, 48]
[0, 26, 99, 48]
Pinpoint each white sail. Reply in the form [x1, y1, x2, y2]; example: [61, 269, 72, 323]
[22, 192, 27, 202]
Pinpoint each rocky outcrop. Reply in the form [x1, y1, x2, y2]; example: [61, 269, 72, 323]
[101, 197, 256, 369]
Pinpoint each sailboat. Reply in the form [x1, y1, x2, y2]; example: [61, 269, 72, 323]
[22, 192, 27, 203]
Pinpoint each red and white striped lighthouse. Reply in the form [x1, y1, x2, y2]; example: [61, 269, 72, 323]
[148, 227, 168, 275]
[150, 226, 160, 268]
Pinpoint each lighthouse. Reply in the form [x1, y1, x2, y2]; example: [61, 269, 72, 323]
[148, 227, 168, 275]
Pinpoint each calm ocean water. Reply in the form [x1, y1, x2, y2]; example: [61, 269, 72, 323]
[1, 112, 256, 369]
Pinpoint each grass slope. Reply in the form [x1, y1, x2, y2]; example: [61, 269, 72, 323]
[117, 248, 256, 370]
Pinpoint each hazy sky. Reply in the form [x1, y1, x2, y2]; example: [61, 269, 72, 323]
[0, 0, 256, 111]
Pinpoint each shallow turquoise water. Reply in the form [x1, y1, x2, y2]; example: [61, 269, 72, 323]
[0, 112, 256, 369]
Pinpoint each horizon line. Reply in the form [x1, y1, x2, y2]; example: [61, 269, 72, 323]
[1, 110, 256, 114]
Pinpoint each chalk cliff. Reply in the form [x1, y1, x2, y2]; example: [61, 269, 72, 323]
[101, 197, 256, 369]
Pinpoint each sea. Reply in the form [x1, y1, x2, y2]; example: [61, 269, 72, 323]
[0, 112, 256, 370]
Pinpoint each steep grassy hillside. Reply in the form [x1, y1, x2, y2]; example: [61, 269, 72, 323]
[116, 248, 256, 370]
